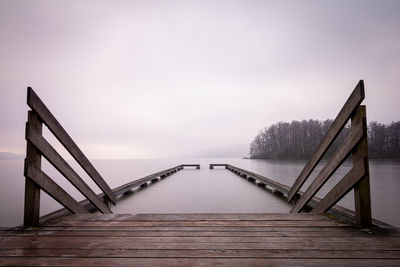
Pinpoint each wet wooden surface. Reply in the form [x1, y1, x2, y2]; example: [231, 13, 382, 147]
[1, 213, 399, 266]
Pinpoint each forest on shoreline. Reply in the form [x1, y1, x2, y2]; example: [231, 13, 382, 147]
[249, 120, 400, 160]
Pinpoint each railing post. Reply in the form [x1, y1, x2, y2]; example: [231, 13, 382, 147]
[24, 111, 42, 227]
[103, 196, 111, 209]
[351, 105, 372, 228]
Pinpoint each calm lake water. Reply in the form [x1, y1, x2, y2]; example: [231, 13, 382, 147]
[0, 158, 399, 227]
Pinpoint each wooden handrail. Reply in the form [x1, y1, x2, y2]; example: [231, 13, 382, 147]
[24, 87, 116, 226]
[287, 81, 365, 202]
[311, 157, 367, 214]
[290, 121, 364, 213]
[26, 128, 111, 213]
[288, 81, 371, 228]
[27, 87, 116, 204]
[24, 163, 88, 214]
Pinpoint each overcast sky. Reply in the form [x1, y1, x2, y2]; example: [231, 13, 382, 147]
[0, 0, 399, 159]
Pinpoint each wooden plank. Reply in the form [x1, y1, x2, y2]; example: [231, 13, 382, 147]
[62, 213, 332, 221]
[1, 248, 399, 259]
[288, 80, 365, 202]
[1, 237, 399, 250]
[12, 225, 359, 232]
[27, 87, 116, 204]
[43, 220, 348, 227]
[291, 120, 364, 213]
[26, 128, 111, 214]
[0, 229, 371, 238]
[2, 235, 399, 244]
[312, 158, 366, 214]
[352, 105, 372, 228]
[1, 258, 399, 267]
[23, 111, 42, 227]
[25, 164, 88, 214]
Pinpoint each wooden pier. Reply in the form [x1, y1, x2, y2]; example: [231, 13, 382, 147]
[1, 213, 400, 266]
[1, 81, 399, 265]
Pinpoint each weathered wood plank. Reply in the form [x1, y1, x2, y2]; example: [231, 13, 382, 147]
[62, 213, 332, 221]
[1, 237, 399, 250]
[1, 258, 399, 267]
[27, 87, 116, 204]
[2, 235, 398, 244]
[1, 248, 399, 259]
[288, 80, 365, 202]
[352, 105, 372, 228]
[44, 220, 350, 227]
[3, 211, 399, 266]
[312, 158, 366, 214]
[23, 111, 42, 227]
[25, 164, 88, 214]
[0, 229, 372, 237]
[8, 225, 360, 232]
[26, 128, 111, 213]
[291, 120, 364, 213]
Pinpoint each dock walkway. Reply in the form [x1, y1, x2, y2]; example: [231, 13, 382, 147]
[1, 213, 399, 266]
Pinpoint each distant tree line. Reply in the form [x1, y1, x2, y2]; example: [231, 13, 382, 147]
[249, 120, 400, 159]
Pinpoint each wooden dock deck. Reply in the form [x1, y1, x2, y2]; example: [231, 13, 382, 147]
[1, 213, 399, 266]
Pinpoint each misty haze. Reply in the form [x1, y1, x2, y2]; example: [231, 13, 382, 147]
[1, 1, 400, 265]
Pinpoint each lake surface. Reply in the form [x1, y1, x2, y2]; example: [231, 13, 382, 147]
[0, 158, 399, 227]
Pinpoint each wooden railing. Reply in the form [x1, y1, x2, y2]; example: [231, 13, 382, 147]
[209, 81, 373, 228]
[288, 80, 371, 228]
[24, 87, 116, 226]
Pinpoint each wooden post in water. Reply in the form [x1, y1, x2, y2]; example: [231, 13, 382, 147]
[351, 105, 372, 228]
[24, 111, 42, 227]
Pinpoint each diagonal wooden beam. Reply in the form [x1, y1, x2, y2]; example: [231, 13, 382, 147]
[27, 87, 116, 204]
[291, 121, 364, 213]
[311, 157, 367, 214]
[24, 163, 88, 214]
[288, 80, 365, 202]
[26, 127, 112, 214]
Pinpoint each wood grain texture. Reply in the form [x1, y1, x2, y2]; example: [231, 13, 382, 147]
[311, 158, 366, 214]
[1, 213, 399, 266]
[1, 258, 400, 267]
[26, 128, 111, 213]
[291, 121, 364, 213]
[27, 87, 116, 204]
[25, 164, 88, 214]
[288, 80, 365, 202]
[23, 111, 42, 227]
[351, 105, 372, 228]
